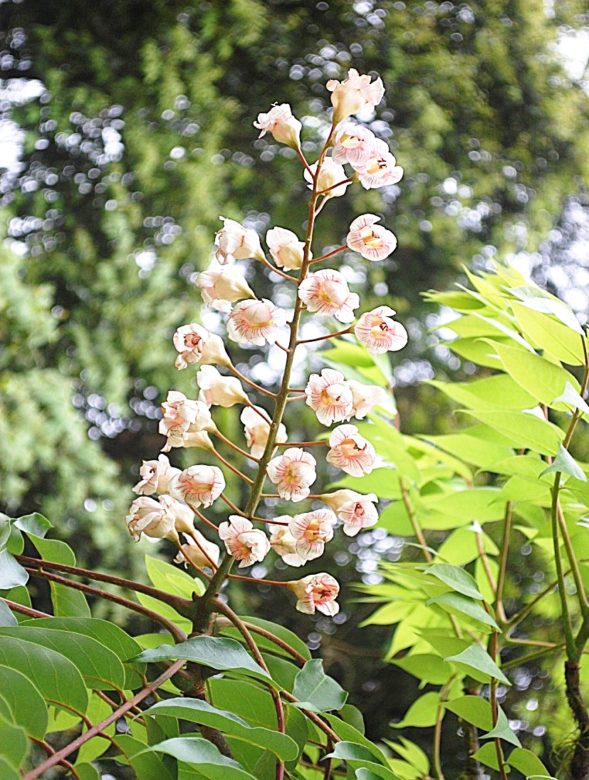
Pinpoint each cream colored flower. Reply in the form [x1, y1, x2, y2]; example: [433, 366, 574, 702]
[215, 217, 264, 264]
[289, 509, 337, 561]
[132, 454, 180, 496]
[326, 68, 384, 123]
[298, 269, 359, 323]
[355, 307, 408, 354]
[254, 103, 302, 149]
[266, 448, 317, 502]
[125, 496, 177, 542]
[197, 365, 248, 408]
[304, 158, 349, 198]
[266, 227, 306, 270]
[170, 464, 225, 509]
[287, 573, 340, 616]
[268, 521, 306, 567]
[218, 515, 270, 568]
[305, 369, 354, 426]
[348, 380, 388, 419]
[173, 323, 230, 369]
[227, 299, 288, 346]
[326, 424, 377, 477]
[175, 531, 220, 569]
[196, 264, 255, 312]
[241, 406, 287, 459]
[346, 214, 397, 262]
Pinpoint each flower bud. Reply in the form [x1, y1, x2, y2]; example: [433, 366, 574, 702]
[304, 158, 349, 198]
[215, 217, 264, 264]
[266, 227, 306, 270]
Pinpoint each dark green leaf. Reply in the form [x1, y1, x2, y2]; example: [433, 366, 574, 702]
[292, 659, 347, 712]
[446, 644, 510, 685]
[0, 665, 48, 738]
[0, 714, 29, 768]
[143, 737, 256, 779]
[425, 564, 483, 600]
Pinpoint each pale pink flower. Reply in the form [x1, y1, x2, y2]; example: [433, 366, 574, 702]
[253, 103, 302, 149]
[326, 68, 385, 123]
[355, 306, 408, 354]
[305, 369, 354, 426]
[159, 391, 215, 451]
[215, 217, 264, 264]
[332, 122, 377, 167]
[304, 158, 349, 198]
[266, 448, 317, 502]
[133, 454, 181, 496]
[175, 531, 220, 569]
[227, 298, 288, 346]
[241, 406, 287, 459]
[319, 489, 379, 536]
[158, 494, 195, 535]
[354, 141, 404, 189]
[326, 424, 377, 477]
[288, 573, 340, 616]
[269, 521, 306, 567]
[195, 264, 255, 312]
[197, 365, 248, 408]
[173, 323, 230, 370]
[266, 227, 306, 270]
[298, 269, 359, 323]
[348, 380, 389, 419]
[346, 214, 397, 262]
[218, 515, 270, 568]
[170, 464, 225, 509]
[125, 497, 177, 542]
[289, 509, 336, 560]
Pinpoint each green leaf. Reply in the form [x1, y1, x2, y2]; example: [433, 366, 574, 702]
[145, 554, 205, 599]
[0, 551, 28, 589]
[472, 742, 499, 771]
[292, 659, 347, 713]
[226, 616, 311, 663]
[446, 644, 510, 685]
[392, 692, 439, 729]
[0, 715, 28, 769]
[134, 636, 272, 683]
[541, 444, 587, 482]
[0, 626, 126, 690]
[0, 665, 48, 738]
[144, 737, 256, 779]
[460, 410, 563, 456]
[0, 636, 88, 713]
[430, 374, 536, 411]
[0, 757, 19, 780]
[326, 742, 399, 779]
[445, 696, 492, 729]
[552, 382, 589, 414]
[73, 765, 101, 780]
[392, 654, 453, 685]
[22, 616, 143, 688]
[27, 535, 90, 617]
[510, 288, 583, 334]
[481, 707, 521, 747]
[114, 734, 176, 780]
[0, 601, 17, 626]
[428, 592, 499, 630]
[511, 300, 585, 365]
[13, 513, 52, 537]
[425, 564, 483, 600]
[507, 747, 553, 778]
[388, 737, 430, 775]
[146, 698, 299, 761]
[324, 714, 390, 765]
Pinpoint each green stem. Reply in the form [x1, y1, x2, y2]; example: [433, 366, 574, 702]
[495, 502, 512, 624]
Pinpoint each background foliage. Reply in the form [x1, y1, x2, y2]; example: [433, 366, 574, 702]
[0, 0, 588, 772]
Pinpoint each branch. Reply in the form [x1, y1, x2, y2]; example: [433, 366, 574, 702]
[23, 659, 186, 779]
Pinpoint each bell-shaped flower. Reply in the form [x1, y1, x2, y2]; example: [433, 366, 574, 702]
[348, 380, 388, 419]
[304, 158, 349, 198]
[196, 264, 255, 312]
[332, 122, 378, 167]
[268, 521, 306, 567]
[253, 103, 302, 149]
[298, 269, 359, 323]
[126, 496, 177, 542]
[289, 509, 336, 561]
[267, 448, 317, 502]
[326, 424, 377, 477]
[215, 217, 264, 264]
[318, 489, 379, 536]
[326, 68, 384, 124]
[173, 323, 230, 369]
[218, 515, 270, 568]
[305, 368, 354, 426]
[197, 365, 249, 408]
[133, 454, 181, 496]
[241, 406, 287, 459]
[287, 573, 340, 616]
[227, 298, 288, 346]
[266, 226, 307, 270]
[175, 531, 220, 570]
[355, 306, 408, 354]
[158, 494, 195, 535]
[346, 214, 397, 262]
[170, 464, 225, 510]
[159, 391, 215, 452]
[354, 141, 403, 189]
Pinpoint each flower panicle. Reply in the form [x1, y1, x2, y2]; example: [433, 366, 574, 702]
[125, 68, 409, 619]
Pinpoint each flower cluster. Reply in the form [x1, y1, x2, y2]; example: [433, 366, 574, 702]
[126, 69, 408, 618]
